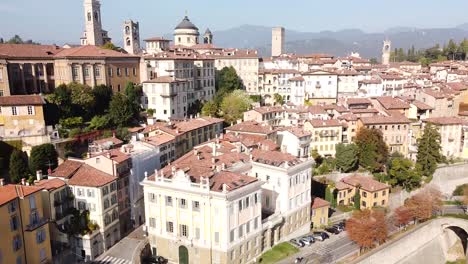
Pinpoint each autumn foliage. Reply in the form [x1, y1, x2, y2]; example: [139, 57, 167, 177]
[394, 206, 412, 228]
[346, 209, 388, 252]
[402, 186, 443, 223]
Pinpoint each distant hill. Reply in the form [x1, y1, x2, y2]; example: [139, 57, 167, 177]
[204, 24, 468, 59]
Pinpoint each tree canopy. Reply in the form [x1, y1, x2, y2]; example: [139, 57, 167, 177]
[355, 128, 389, 172]
[388, 157, 421, 191]
[335, 143, 359, 173]
[347, 209, 388, 253]
[109, 92, 135, 128]
[9, 150, 30, 183]
[219, 90, 252, 124]
[416, 123, 444, 177]
[29, 144, 58, 174]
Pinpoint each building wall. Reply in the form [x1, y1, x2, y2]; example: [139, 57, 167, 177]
[304, 123, 342, 157]
[337, 187, 389, 209]
[0, 199, 25, 264]
[311, 205, 329, 229]
[214, 58, 259, 92]
[0, 61, 11, 96]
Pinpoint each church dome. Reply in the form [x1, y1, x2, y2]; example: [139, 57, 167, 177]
[175, 16, 199, 30]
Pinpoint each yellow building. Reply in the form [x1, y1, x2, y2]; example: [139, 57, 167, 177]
[335, 175, 390, 209]
[0, 95, 50, 151]
[54, 45, 140, 93]
[0, 181, 53, 264]
[304, 119, 343, 157]
[311, 197, 330, 229]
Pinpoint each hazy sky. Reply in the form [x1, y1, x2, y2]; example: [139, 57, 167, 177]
[1, 0, 468, 44]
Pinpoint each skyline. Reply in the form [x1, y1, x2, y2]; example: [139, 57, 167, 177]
[2, 0, 468, 45]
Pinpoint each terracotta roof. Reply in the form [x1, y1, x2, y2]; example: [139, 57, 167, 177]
[424, 117, 466, 125]
[347, 98, 372, 105]
[374, 96, 410, 109]
[289, 76, 305, 81]
[281, 127, 312, 138]
[209, 171, 258, 193]
[50, 160, 84, 179]
[307, 119, 342, 128]
[251, 149, 301, 167]
[226, 121, 275, 135]
[312, 197, 330, 209]
[35, 178, 66, 191]
[93, 137, 123, 146]
[0, 44, 62, 59]
[68, 164, 115, 187]
[0, 184, 43, 207]
[342, 175, 390, 192]
[422, 89, 447, 99]
[55, 45, 138, 58]
[359, 79, 382, 85]
[337, 113, 358, 121]
[99, 149, 131, 163]
[144, 134, 175, 146]
[143, 76, 187, 83]
[205, 48, 258, 59]
[335, 181, 352, 190]
[360, 115, 411, 125]
[411, 100, 433, 111]
[350, 108, 379, 114]
[251, 106, 283, 114]
[0, 95, 45, 106]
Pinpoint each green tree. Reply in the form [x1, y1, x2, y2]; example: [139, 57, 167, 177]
[215, 67, 242, 104]
[124, 82, 141, 120]
[335, 143, 358, 172]
[93, 85, 113, 115]
[109, 93, 133, 127]
[69, 83, 95, 117]
[355, 128, 389, 172]
[273, 93, 284, 105]
[388, 158, 421, 191]
[311, 148, 323, 166]
[9, 150, 30, 183]
[47, 84, 72, 118]
[201, 100, 218, 117]
[29, 144, 58, 174]
[6, 35, 39, 45]
[369, 58, 378, 64]
[101, 42, 119, 51]
[354, 187, 361, 210]
[88, 115, 111, 130]
[219, 90, 252, 124]
[59, 117, 83, 129]
[416, 123, 444, 177]
[325, 186, 337, 208]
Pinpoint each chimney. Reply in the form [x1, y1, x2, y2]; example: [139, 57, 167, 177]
[21, 178, 26, 186]
[144, 171, 148, 180]
[112, 132, 116, 138]
[106, 152, 111, 159]
[0, 178, 4, 186]
[221, 163, 226, 170]
[36, 170, 43, 181]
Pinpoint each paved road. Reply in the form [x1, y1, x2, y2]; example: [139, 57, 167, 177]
[94, 226, 148, 264]
[442, 205, 466, 215]
[278, 232, 359, 264]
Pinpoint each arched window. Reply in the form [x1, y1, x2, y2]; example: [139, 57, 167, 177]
[126, 38, 131, 46]
[87, 12, 92, 22]
[125, 26, 130, 35]
[94, 12, 99, 22]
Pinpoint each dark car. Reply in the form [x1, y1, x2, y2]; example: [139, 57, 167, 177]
[325, 226, 340, 234]
[337, 221, 346, 230]
[333, 224, 344, 232]
[290, 239, 305, 247]
[142, 256, 168, 264]
[312, 231, 329, 241]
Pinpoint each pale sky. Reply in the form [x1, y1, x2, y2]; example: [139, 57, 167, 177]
[1, 0, 468, 44]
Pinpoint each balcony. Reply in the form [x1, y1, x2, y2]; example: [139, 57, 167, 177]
[26, 217, 48, 231]
[319, 130, 337, 137]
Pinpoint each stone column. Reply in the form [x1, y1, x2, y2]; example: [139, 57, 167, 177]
[19, 63, 26, 94]
[90, 64, 96, 87]
[79, 64, 84, 84]
[31, 63, 38, 93]
[43, 63, 49, 93]
[266, 229, 272, 249]
[274, 228, 280, 244]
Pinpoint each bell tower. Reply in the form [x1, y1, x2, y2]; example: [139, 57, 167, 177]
[123, 20, 141, 54]
[382, 40, 391, 65]
[204, 28, 213, 44]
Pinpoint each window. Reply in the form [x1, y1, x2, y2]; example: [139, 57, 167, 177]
[246, 221, 250, 234]
[8, 200, 17, 213]
[102, 186, 109, 196]
[180, 224, 188, 237]
[36, 228, 46, 243]
[214, 232, 219, 244]
[382, 190, 386, 196]
[133, 68, 137, 76]
[12, 235, 22, 251]
[116, 68, 122, 76]
[362, 191, 367, 198]
[166, 196, 173, 206]
[12, 107, 17, 116]
[39, 248, 46, 262]
[27, 106, 33, 115]
[245, 197, 250, 208]
[108, 67, 113, 77]
[104, 199, 109, 209]
[238, 224, 243, 238]
[29, 196, 36, 209]
[87, 189, 95, 197]
[111, 194, 117, 205]
[254, 193, 258, 204]
[179, 199, 187, 209]
[166, 222, 174, 233]
[149, 193, 156, 203]
[230, 229, 235, 242]
[10, 215, 18, 231]
[238, 200, 243, 211]
[362, 201, 367, 207]
[84, 67, 89, 78]
[382, 200, 386, 205]
[125, 68, 129, 76]
[149, 217, 156, 228]
[193, 201, 200, 211]
[195, 228, 200, 239]
[374, 192, 378, 198]
[95, 67, 101, 78]
[87, 12, 92, 21]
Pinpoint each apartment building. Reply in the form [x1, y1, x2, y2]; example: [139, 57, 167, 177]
[0, 95, 52, 150]
[225, 121, 277, 141]
[302, 70, 338, 104]
[415, 88, 461, 118]
[49, 160, 120, 261]
[243, 106, 284, 127]
[277, 127, 311, 158]
[311, 197, 330, 229]
[423, 117, 467, 158]
[0, 181, 53, 264]
[357, 115, 411, 156]
[304, 119, 343, 157]
[334, 175, 390, 209]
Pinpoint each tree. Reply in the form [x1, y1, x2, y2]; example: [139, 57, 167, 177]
[69, 83, 95, 117]
[215, 67, 242, 104]
[347, 209, 388, 253]
[404, 186, 442, 223]
[47, 84, 72, 118]
[101, 42, 119, 51]
[201, 100, 218, 117]
[355, 128, 389, 172]
[30, 144, 58, 174]
[273, 93, 284, 105]
[311, 149, 323, 166]
[9, 150, 30, 183]
[59, 117, 84, 129]
[219, 90, 252, 124]
[416, 123, 444, 177]
[354, 187, 361, 210]
[88, 115, 111, 130]
[92, 85, 113, 115]
[124, 82, 141, 120]
[335, 143, 358, 172]
[6, 35, 39, 45]
[394, 206, 412, 230]
[109, 93, 133, 127]
[325, 185, 337, 208]
[369, 58, 378, 64]
[388, 157, 421, 191]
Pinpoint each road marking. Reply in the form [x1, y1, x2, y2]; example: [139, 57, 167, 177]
[93, 255, 132, 264]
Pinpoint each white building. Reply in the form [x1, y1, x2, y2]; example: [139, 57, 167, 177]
[303, 70, 338, 104]
[80, 0, 111, 46]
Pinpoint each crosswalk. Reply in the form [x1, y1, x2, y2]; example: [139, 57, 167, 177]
[93, 255, 132, 264]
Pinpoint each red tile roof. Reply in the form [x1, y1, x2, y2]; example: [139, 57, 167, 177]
[0, 95, 45, 106]
[93, 136, 123, 146]
[35, 178, 66, 191]
[55, 45, 138, 58]
[226, 121, 275, 135]
[312, 197, 330, 209]
[342, 175, 390, 192]
[307, 119, 342, 128]
[144, 134, 175, 146]
[0, 44, 62, 58]
[424, 117, 466, 125]
[360, 115, 411, 125]
[67, 164, 115, 187]
[374, 96, 410, 109]
[0, 184, 43, 206]
[49, 160, 84, 179]
[251, 149, 301, 167]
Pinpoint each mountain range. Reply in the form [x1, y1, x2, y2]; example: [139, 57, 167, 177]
[195, 24, 468, 59]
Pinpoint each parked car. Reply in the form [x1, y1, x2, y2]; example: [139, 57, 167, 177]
[142, 256, 168, 264]
[337, 221, 346, 230]
[312, 231, 329, 241]
[299, 237, 312, 246]
[295, 257, 304, 263]
[325, 226, 340, 234]
[302, 235, 315, 244]
[290, 239, 304, 247]
[333, 224, 344, 232]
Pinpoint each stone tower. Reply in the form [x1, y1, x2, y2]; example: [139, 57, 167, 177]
[203, 28, 213, 44]
[81, 0, 111, 46]
[272, 27, 285, 57]
[382, 40, 391, 65]
[123, 20, 140, 54]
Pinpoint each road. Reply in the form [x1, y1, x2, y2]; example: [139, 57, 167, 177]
[442, 205, 466, 215]
[278, 232, 359, 264]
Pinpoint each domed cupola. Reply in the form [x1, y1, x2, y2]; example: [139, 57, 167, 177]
[174, 15, 200, 47]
